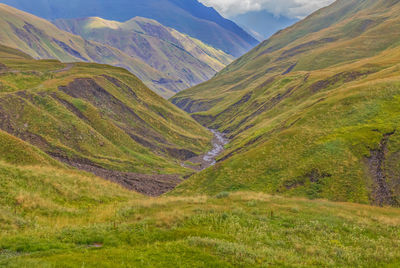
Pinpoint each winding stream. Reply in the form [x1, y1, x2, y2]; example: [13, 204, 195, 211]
[202, 130, 229, 166]
[184, 129, 229, 171]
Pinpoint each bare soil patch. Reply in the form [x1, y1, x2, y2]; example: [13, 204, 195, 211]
[367, 131, 397, 206]
[52, 155, 182, 197]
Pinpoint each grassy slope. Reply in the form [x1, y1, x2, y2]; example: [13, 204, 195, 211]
[0, 165, 399, 267]
[0, 2, 398, 264]
[0, 129, 63, 168]
[0, 3, 191, 98]
[0, 44, 211, 175]
[0, 119, 399, 266]
[171, 0, 400, 205]
[54, 17, 234, 98]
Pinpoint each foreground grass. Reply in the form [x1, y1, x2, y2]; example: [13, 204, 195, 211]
[1, 186, 399, 267]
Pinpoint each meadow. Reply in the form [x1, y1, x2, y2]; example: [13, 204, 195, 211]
[1, 162, 399, 267]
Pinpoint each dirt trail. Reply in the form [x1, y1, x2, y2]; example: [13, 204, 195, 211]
[183, 130, 229, 171]
[53, 63, 74, 73]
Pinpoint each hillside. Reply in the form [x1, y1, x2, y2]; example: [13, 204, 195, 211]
[0, 123, 398, 266]
[0, 44, 212, 195]
[0, 162, 399, 267]
[0, 0, 258, 57]
[0, 4, 214, 98]
[0, 1, 400, 266]
[54, 16, 234, 98]
[171, 0, 400, 205]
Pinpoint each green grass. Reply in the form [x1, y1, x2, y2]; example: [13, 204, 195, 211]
[1, 2, 400, 266]
[0, 142, 396, 266]
[173, 73, 400, 203]
[0, 130, 62, 167]
[0, 45, 212, 176]
[170, 0, 400, 205]
[0, 166, 399, 267]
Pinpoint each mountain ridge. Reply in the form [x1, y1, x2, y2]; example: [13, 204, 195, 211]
[0, 3, 182, 97]
[0, 0, 259, 56]
[53, 16, 234, 98]
[0, 3, 233, 98]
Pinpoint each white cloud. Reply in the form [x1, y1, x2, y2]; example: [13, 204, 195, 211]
[199, 0, 335, 19]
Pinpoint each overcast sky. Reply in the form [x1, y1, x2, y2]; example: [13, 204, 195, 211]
[199, 0, 335, 19]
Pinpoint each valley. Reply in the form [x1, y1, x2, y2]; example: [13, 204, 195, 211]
[171, 0, 400, 206]
[0, 44, 213, 189]
[0, 0, 400, 267]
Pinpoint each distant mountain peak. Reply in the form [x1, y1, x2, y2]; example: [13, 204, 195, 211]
[0, 3, 235, 98]
[54, 15, 235, 97]
[0, 0, 259, 56]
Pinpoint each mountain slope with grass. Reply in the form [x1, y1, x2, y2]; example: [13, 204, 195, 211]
[0, 2, 399, 266]
[171, 0, 400, 206]
[0, 4, 211, 97]
[0, 117, 398, 266]
[0, 44, 212, 195]
[0, 0, 258, 57]
[54, 16, 234, 98]
[0, 160, 400, 267]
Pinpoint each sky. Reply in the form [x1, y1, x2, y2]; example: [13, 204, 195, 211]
[199, 0, 335, 19]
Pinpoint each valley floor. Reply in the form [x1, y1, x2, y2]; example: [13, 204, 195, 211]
[1, 191, 400, 267]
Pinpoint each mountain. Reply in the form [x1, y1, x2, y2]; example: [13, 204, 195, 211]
[0, 4, 234, 98]
[0, 0, 259, 56]
[238, 24, 265, 42]
[0, 3, 191, 97]
[53, 16, 234, 98]
[0, 54, 398, 264]
[232, 10, 298, 40]
[171, 0, 400, 205]
[0, 44, 212, 195]
[0, 2, 400, 266]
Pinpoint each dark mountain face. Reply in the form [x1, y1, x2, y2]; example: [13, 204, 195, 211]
[0, 0, 258, 56]
[232, 10, 298, 40]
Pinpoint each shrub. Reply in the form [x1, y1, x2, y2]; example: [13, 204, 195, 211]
[215, 192, 230, 199]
